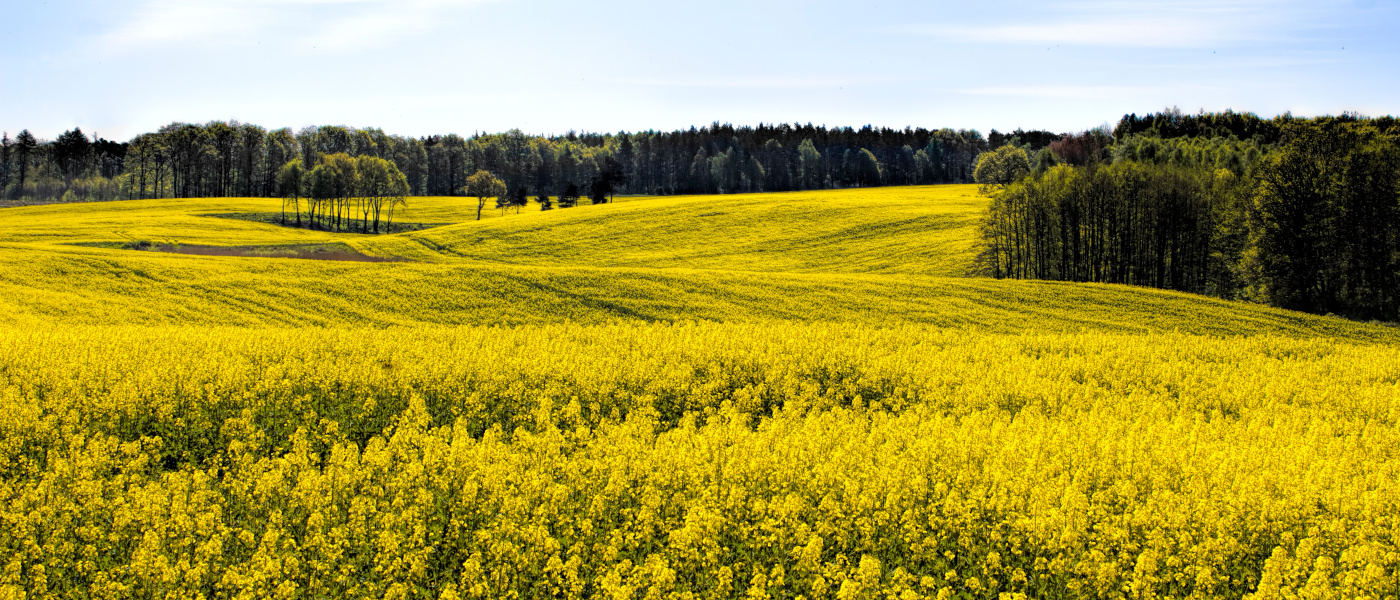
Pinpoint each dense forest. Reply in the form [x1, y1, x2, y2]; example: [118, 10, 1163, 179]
[980, 110, 1400, 321]
[0, 122, 1056, 204]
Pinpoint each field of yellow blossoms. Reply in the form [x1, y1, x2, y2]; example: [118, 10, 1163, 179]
[2, 188, 1399, 599]
[3, 323, 1398, 600]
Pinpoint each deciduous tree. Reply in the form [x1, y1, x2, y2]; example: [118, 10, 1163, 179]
[277, 159, 305, 226]
[974, 145, 1031, 193]
[464, 170, 506, 220]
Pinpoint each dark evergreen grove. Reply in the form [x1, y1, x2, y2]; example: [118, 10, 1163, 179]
[0, 122, 1034, 203]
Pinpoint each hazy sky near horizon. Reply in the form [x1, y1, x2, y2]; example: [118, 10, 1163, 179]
[2, 0, 1396, 141]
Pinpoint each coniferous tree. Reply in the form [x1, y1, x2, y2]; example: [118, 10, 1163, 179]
[13, 130, 38, 198]
[0, 133, 11, 196]
[52, 128, 92, 182]
[509, 186, 529, 214]
[558, 183, 580, 208]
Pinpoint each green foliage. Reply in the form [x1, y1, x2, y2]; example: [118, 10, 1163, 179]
[1114, 108, 1296, 144]
[973, 145, 1031, 192]
[990, 114, 1400, 322]
[464, 170, 506, 199]
[558, 182, 580, 209]
[1031, 147, 1058, 176]
[463, 169, 506, 221]
[981, 163, 1249, 295]
[853, 148, 882, 186]
[796, 138, 822, 189]
[1112, 134, 1269, 177]
[355, 156, 410, 232]
[1248, 118, 1400, 319]
[277, 158, 304, 198]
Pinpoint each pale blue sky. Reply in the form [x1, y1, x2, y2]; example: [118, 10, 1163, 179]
[2, 0, 1396, 141]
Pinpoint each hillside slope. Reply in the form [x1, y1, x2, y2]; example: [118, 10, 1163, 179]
[359, 186, 986, 276]
[6, 186, 1400, 599]
[0, 241, 1393, 341]
[1, 185, 1393, 341]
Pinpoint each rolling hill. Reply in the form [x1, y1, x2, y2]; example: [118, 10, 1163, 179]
[4, 185, 1399, 599]
[0, 185, 1393, 340]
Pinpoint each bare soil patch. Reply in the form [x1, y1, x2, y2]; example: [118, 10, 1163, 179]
[80, 241, 407, 262]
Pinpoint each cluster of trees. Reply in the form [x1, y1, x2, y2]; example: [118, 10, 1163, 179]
[973, 129, 1113, 191]
[1110, 134, 1270, 175]
[981, 112, 1400, 321]
[1250, 118, 1400, 319]
[2, 121, 1070, 204]
[1, 128, 126, 202]
[1112, 107, 1293, 144]
[278, 153, 411, 233]
[981, 162, 1247, 294]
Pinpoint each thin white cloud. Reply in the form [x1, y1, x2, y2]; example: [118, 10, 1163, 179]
[100, 0, 270, 47]
[896, 0, 1333, 48]
[600, 76, 911, 89]
[955, 85, 1168, 99]
[99, 0, 495, 52]
[909, 18, 1233, 48]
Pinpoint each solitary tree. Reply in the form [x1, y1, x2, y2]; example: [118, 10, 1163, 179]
[558, 183, 580, 208]
[594, 156, 627, 202]
[588, 177, 609, 204]
[537, 192, 553, 211]
[496, 189, 511, 215]
[464, 170, 506, 220]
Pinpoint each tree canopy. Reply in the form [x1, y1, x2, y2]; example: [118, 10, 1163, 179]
[973, 145, 1031, 192]
[464, 170, 506, 221]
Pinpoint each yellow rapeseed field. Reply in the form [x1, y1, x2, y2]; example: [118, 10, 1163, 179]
[2, 186, 1398, 599]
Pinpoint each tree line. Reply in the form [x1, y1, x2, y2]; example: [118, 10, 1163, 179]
[1, 122, 1065, 204]
[980, 112, 1400, 322]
